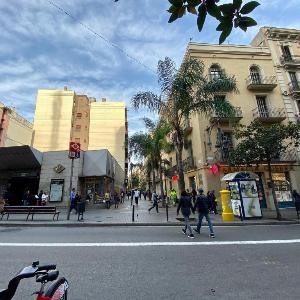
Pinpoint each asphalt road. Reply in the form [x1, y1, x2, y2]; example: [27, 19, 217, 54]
[0, 225, 300, 300]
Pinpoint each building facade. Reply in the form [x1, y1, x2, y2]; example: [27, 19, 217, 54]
[251, 27, 300, 123]
[32, 88, 128, 173]
[0, 101, 33, 148]
[164, 37, 300, 209]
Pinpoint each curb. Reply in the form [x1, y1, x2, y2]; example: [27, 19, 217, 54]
[0, 221, 300, 227]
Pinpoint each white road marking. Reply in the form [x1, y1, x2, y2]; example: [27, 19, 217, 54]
[0, 240, 300, 247]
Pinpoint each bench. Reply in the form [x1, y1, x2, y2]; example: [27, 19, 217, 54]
[0, 206, 60, 221]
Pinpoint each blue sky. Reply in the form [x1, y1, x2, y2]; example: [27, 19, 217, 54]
[0, 0, 299, 135]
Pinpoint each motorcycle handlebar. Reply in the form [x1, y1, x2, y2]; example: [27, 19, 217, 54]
[37, 264, 57, 272]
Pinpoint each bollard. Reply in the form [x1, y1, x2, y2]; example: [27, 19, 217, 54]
[238, 205, 244, 221]
[132, 204, 135, 222]
[166, 205, 169, 222]
[220, 190, 234, 222]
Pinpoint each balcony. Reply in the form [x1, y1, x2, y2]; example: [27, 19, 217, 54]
[280, 55, 300, 68]
[272, 149, 300, 163]
[288, 81, 300, 98]
[246, 75, 277, 91]
[210, 107, 243, 123]
[252, 107, 286, 123]
[182, 156, 196, 172]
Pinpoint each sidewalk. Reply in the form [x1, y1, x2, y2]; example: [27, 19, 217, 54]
[0, 198, 299, 226]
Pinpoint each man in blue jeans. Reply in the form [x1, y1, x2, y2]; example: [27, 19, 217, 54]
[193, 188, 215, 238]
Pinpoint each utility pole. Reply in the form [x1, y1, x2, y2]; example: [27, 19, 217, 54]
[67, 157, 74, 220]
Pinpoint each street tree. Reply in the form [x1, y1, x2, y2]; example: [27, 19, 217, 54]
[114, 0, 260, 43]
[129, 119, 171, 198]
[228, 120, 300, 220]
[132, 57, 237, 192]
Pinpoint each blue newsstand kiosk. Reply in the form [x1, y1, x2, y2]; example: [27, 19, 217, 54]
[222, 171, 262, 219]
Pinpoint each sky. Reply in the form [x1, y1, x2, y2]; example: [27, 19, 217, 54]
[0, 0, 300, 135]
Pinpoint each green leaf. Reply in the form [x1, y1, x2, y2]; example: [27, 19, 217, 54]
[168, 0, 183, 8]
[240, 1, 260, 14]
[168, 12, 179, 23]
[197, 4, 207, 32]
[187, 0, 202, 6]
[187, 5, 197, 15]
[233, 0, 243, 9]
[206, 0, 221, 19]
[219, 22, 233, 44]
[239, 16, 257, 27]
[219, 3, 235, 17]
[216, 18, 232, 31]
[167, 5, 178, 14]
[177, 6, 186, 18]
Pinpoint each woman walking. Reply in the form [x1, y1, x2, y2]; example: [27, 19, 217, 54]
[177, 191, 195, 239]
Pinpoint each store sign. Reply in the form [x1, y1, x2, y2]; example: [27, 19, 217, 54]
[222, 165, 292, 173]
[69, 142, 80, 159]
[53, 164, 65, 174]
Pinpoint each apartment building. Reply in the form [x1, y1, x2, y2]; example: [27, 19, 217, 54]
[251, 27, 300, 122]
[165, 38, 300, 209]
[32, 88, 128, 173]
[0, 101, 33, 147]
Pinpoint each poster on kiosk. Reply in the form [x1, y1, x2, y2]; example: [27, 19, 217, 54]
[222, 172, 262, 219]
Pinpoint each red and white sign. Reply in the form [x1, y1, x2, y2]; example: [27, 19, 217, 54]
[69, 142, 81, 159]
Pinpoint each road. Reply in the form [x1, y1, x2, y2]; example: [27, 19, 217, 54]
[0, 225, 300, 300]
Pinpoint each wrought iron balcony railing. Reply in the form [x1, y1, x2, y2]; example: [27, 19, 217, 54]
[288, 81, 300, 98]
[210, 106, 243, 123]
[252, 107, 286, 123]
[280, 55, 300, 67]
[246, 75, 277, 91]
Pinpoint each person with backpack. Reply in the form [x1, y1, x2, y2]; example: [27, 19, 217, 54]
[177, 191, 195, 239]
[148, 191, 159, 213]
[194, 188, 215, 238]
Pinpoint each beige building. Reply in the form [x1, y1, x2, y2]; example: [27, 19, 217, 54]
[32, 87, 128, 173]
[164, 36, 300, 209]
[251, 27, 300, 122]
[0, 101, 33, 147]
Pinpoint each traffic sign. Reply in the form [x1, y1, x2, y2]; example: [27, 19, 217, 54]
[69, 142, 81, 159]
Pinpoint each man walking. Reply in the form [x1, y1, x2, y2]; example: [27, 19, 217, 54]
[177, 191, 194, 239]
[194, 188, 215, 238]
[148, 191, 159, 213]
[134, 189, 140, 205]
[69, 188, 77, 214]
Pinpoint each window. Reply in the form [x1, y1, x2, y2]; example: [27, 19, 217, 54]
[74, 138, 80, 143]
[209, 64, 222, 80]
[281, 45, 292, 61]
[289, 72, 299, 88]
[75, 125, 81, 131]
[250, 66, 261, 84]
[256, 96, 268, 117]
[76, 113, 82, 119]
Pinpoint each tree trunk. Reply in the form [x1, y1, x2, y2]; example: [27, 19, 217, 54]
[158, 163, 165, 206]
[176, 139, 185, 193]
[267, 161, 282, 220]
[152, 169, 156, 192]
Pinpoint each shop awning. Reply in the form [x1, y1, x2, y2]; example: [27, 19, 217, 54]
[0, 146, 43, 170]
[221, 171, 259, 181]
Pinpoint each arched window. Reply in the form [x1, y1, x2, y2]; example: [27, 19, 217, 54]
[250, 66, 261, 84]
[209, 64, 222, 80]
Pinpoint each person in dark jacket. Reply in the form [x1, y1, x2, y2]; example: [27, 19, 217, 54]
[194, 188, 215, 238]
[292, 190, 300, 217]
[191, 189, 197, 205]
[177, 191, 194, 238]
[148, 191, 159, 213]
[208, 190, 218, 214]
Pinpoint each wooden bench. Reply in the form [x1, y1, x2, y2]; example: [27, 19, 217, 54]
[0, 206, 60, 221]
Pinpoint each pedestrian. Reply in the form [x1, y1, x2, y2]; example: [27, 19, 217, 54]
[148, 191, 159, 213]
[134, 189, 140, 205]
[41, 191, 48, 206]
[105, 191, 111, 209]
[177, 191, 195, 239]
[127, 190, 131, 201]
[22, 190, 31, 206]
[114, 191, 120, 208]
[120, 190, 125, 203]
[191, 188, 197, 205]
[209, 190, 218, 214]
[69, 188, 77, 214]
[292, 190, 300, 218]
[37, 190, 43, 206]
[194, 188, 215, 238]
[143, 191, 147, 201]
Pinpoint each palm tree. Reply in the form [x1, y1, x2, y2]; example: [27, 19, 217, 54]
[132, 57, 237, 192]
[129, 118, 171, 198]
